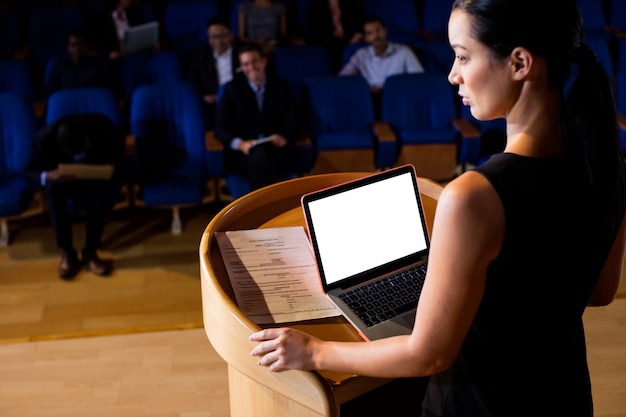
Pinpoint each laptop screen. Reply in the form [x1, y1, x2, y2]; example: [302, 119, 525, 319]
[302, 165, 429, 289]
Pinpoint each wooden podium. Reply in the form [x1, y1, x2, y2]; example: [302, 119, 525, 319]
[199, 173, 443, 417]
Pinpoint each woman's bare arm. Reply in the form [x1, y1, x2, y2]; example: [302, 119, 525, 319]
[250, 172, 504, 377]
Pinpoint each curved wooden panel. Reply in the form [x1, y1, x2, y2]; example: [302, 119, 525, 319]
[200, 172, 444, 416]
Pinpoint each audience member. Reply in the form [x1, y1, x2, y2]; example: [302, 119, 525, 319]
[95, 0, 152, 61]
[24, 113, 125, 280]
[339, 15, 424, 117]
[187, 16, 241, 129]
[237, 0, 287, 53]
[90, 0, 154, 94]
[44, 28, 113, 99]
[214, 42, 297, 191]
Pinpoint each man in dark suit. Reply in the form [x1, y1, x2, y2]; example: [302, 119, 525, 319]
[44, 28, 114, 99]
[187, 16, 241, 129]
[214, 42, 297, 191]
[25, 113, 125, 280]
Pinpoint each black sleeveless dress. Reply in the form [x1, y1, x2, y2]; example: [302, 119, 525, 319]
[421, 152, 626, 417]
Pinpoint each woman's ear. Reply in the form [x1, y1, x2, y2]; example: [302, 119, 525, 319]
[510, 47, 532, 80]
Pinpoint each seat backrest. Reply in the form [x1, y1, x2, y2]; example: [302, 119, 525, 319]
[305, 75, 374, 137]
[121, 50, 184, 101]
[164, 1, 219, 57]
[587, 38, 615, 79]
[413, 40, 453, 74]
[45, 87, 122, 126]
[130, 82, 206, 175]
[611, 0, 626, 33]
[421, 0, 453, 40]
[382, 73, 456, 131]
[0, 92, 36, 180]
[576, 0, 608, 40]
[272, 44, 332, 103]
[0, 59, 34, 102]
[363, 0, 420, 43]
[340, 41, 368, 67]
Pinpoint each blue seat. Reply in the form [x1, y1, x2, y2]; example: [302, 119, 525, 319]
[382, 73, 472, 181]
[363, 0, 420, 44]
[0, 59, 35, 103]
[340, 41, 368, 67]
[414, 40, 453, 74]
[130, 82, 208, 233]
[121, 50, 184, 103]
[421, 0, 453, 41]
[164, 1, 220, 60]
[458, 105, 506, 166]
[576, 0, 610, 41]
[44, 87, 131, 211]
[273, 44, 332, 103]
[45, 87, 122, 126]
[0, 92, 39, 246]
[272, 44, 332, 176]
[304, 74, 396, 173]
[610, 0, 626, 37]
[587, 37, 614, 80]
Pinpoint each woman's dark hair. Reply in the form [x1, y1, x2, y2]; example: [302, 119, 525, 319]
[452, 0, 621, 198]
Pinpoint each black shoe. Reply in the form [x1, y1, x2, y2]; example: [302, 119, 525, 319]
[58, 251, 80, 280]
[82, 251, 112, 277]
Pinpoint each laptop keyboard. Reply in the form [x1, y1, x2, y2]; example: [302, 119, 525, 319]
[338, 263, 427, 328]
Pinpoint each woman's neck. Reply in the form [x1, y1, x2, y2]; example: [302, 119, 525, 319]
[504, 86, 564, 158]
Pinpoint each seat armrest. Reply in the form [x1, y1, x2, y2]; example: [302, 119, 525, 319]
[373, 120, 397, 142]
[372, 121, 397, 169]
[296, 132, 312, 147]
[618, 113, 626, 131]
[125, 134, 135, 156]
[205, 130, 224, 151]
[452, 118, 481, 138]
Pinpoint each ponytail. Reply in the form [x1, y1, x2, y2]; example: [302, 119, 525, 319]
[561, 43, 620, 188]
[562, 43, 624, 256]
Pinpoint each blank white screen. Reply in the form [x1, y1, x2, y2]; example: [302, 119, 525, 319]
[307, 171, 427, 285]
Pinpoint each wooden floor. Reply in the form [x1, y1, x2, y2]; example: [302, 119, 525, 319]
[0, 202, 225, 342]
[0, 200, 625, 416]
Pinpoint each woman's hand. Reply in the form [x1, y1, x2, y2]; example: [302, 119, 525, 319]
[249, 327, 321, 372]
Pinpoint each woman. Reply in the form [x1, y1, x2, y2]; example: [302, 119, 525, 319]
[237, 0, 287, 53]
[249, 0, 626, 415]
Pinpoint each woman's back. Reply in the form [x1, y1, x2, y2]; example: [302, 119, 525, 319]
[423, 152, 626, 417]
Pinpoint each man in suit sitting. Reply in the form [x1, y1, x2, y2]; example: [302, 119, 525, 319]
[187, 16, 241, 129]
[44, 28, 114, 99]
[25, 113, 125, 280]
[214, 42, 297, 191]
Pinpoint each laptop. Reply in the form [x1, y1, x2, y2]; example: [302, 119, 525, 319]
[301, 164, 430, 341]
[124, 21, 159, 54]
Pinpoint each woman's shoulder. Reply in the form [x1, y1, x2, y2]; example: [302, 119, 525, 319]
[442, 171, 499, 208]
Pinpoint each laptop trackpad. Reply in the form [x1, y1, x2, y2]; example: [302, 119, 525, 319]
[396, 313, 415, 329]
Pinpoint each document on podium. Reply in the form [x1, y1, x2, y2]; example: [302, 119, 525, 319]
[216, 226, 340, 324]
